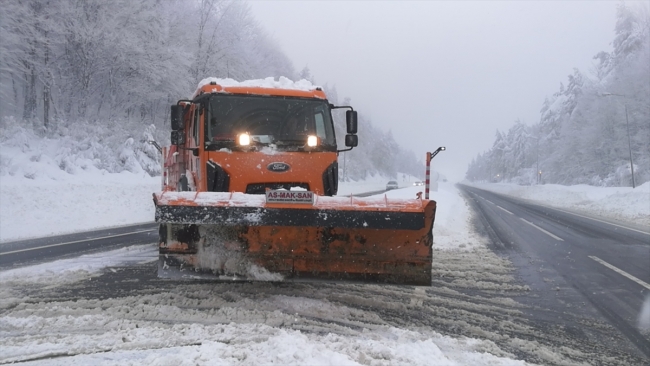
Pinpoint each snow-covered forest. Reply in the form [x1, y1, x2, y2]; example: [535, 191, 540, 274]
[466, 3, 650, 187]
[0, 0, 422, 181]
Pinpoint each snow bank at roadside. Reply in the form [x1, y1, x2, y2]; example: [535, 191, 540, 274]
[385, 182, 484, 251]
[466, 181, 650, 226]
[0, 173, 160, 243]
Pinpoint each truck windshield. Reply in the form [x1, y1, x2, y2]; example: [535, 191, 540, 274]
[206, 94, 336, 151]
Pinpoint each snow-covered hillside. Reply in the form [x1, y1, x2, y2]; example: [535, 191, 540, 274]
[0, 173, 159, 242]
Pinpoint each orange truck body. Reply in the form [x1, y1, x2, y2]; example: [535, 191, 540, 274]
[154, 79, 436, 285]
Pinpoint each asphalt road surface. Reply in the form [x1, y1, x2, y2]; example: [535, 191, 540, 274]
[0, 223, 158, 269]
[459, 184, 650, 360]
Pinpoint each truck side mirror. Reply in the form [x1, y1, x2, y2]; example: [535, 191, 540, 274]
[171, 105, 184, 131]
[346, 110, 357, 134]
[345, 134, 358, 147]
[171, 130, 185, 145]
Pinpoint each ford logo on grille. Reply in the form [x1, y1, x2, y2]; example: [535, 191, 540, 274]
[267, 162, 291, 172]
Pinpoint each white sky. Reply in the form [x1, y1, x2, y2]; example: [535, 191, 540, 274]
[248, 1, 620, 181]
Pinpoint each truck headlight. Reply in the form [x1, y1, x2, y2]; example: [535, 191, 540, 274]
[238, 133, 251, 146]
[307, 135, 319, 147]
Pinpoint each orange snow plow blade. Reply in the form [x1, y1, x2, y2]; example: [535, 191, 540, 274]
[154, 192, 436, 285]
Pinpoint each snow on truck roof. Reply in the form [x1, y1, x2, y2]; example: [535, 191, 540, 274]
[192, 77, 327, 99]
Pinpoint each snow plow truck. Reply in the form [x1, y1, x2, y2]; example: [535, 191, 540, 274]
[153, 77, 437, 285]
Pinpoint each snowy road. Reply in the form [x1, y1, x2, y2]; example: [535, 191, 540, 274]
[0, 244, 642, 365]
[0, 244, 558, 365]
[2, 243, 646, 365]
[461, 184, 650, 362]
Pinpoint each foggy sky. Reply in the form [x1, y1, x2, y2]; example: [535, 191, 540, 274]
[248, 1, 620, 182]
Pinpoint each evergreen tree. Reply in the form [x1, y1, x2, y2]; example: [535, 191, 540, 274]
[466, 3, 649, 187]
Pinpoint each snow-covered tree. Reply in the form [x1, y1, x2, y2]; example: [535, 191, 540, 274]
[467, 3, 649, 187]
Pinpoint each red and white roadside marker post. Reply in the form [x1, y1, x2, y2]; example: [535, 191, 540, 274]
[425, 147, 446, 199]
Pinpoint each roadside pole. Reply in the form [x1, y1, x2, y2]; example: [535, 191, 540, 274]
[425, 147, 445, 199]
